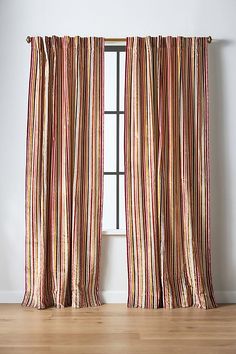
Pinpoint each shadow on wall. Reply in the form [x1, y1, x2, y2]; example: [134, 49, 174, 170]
[209, 39, 235, 296]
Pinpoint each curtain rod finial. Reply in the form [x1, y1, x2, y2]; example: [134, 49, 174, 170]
[207, 36, 212, 43]
[26, 36, 31, 43]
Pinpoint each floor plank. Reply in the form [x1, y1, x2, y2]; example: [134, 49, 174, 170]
[0, 304, 236, 354]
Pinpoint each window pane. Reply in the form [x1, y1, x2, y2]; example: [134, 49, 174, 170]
[104, 114, 116, 172]
[119, 52, 125, 111]
[103, 175, 116, 229]
[119, 175, 126, 230]
[119, 114, 124, 172]
[105, 52, 116, 111]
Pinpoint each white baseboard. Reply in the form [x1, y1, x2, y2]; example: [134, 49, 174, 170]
[214, 291, 236, 303]
[0, 290, 235, 304]
[0, 290, 127, 304]
[101, 291, 127, 303]
[0, 291, 24, 303]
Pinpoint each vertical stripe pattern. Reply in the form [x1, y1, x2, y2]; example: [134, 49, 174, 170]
[125, 36, 216, 309]
[22, 36, 104, 309]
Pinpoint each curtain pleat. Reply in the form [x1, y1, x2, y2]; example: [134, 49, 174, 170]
[124, 36, 216, 309]
[22, 36, 104, 309]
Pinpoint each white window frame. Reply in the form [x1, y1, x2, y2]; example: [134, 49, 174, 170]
[103, 45, 126, 236]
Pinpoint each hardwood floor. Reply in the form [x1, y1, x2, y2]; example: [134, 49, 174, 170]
[0, 304, 236, 354]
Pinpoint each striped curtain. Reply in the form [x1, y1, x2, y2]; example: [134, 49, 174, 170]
[22, 36, 104, 309]
[125, 36, 216, 309]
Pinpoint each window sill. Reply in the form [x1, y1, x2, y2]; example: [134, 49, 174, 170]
[102, 229, 126, 236]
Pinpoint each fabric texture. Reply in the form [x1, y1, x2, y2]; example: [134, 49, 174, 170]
[22, 36, 104, 309]
[124, 36, 216, 309]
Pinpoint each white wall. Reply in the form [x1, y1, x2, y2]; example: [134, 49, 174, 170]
[0, 0, 236, 303]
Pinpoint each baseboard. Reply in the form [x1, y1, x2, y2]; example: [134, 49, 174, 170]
[214, 291, 236, 303]
[0, 291, 24, 303]
[0, 290, 127, 304]
[0, 290, 235, 304]
[100, 291, 127, 303]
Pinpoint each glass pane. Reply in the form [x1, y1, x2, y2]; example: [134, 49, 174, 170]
[105, 52, 116, 111]
[103, 175, 116, 230]
[119, 52, 125, 111]
[104, 114, 116, 172]
[119, 175, 126, 230]
[119, 114, 124, 172]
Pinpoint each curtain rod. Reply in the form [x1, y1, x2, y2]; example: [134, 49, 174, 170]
[26, 36, 212, 44]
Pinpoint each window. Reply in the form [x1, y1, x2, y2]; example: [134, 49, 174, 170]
[103, 45, 126, 233]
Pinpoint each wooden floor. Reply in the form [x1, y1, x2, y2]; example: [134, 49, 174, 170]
[0, 304, 236, 354]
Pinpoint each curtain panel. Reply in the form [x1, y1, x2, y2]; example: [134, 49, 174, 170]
[124, 36, 216, 309]
[22, 36, 104, 309]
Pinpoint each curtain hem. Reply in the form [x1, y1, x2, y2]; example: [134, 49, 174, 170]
[22, 290, 102, 310]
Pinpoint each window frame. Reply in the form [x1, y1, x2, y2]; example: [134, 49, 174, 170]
[103, 45, 126, 236]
